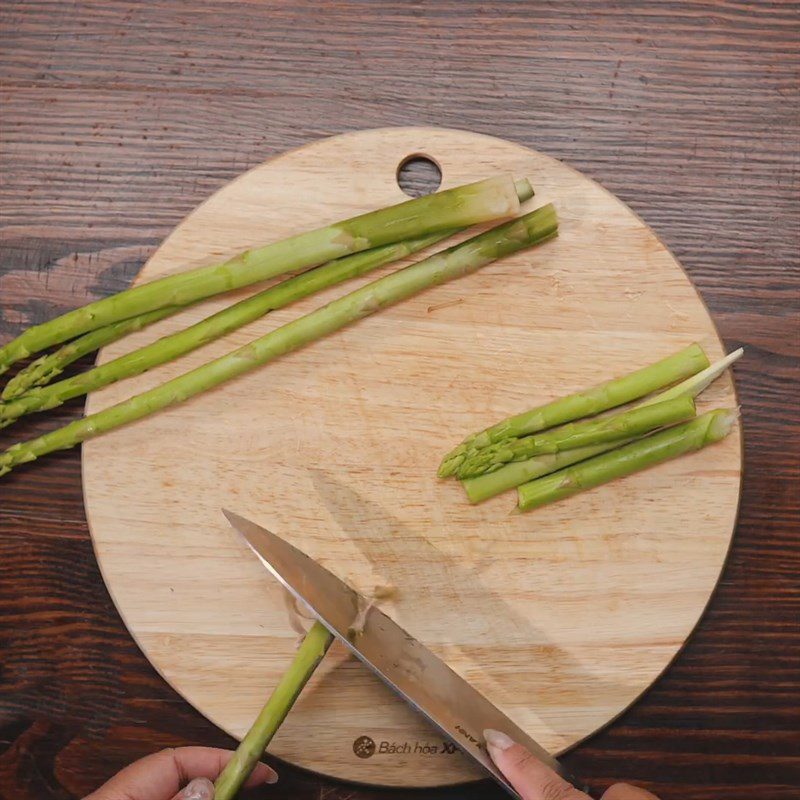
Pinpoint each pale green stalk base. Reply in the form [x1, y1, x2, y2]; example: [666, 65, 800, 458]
[0, 204, 557, 477]
[456, 395, 696, 478]
[517, 408, 737, 512]
[213, 621, 333, 800]
[462, 349, 743, 503]
[438, 343, 710, 477]
[1, 307, 182, 402]
[0, 174, 523, 373]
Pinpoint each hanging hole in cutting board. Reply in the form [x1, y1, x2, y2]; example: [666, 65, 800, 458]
[396, 154, 442, 197]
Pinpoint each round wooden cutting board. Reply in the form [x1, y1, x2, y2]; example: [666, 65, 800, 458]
[83, 128, 741, 787]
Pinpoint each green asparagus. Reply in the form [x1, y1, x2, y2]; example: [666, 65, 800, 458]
[461, 349, 743, 503]
[456, 395, 696, 478]
[0, 203, 558, 477]
[438, 343, 710, 477]
[0, 174, 524, 374]
[0, 180, 536, 427]
[517, 408, 737, 512]
[0, 232, 450, 429]
[1, 306, 181, 401]
[214, 621, 333, 800]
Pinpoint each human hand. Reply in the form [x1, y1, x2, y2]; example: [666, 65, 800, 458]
[484, 729, 661, 800]
[83, 747, 278, 800]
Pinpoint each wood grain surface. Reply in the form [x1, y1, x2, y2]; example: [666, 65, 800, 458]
[80, 127, 741, 787]
[0, 2, 798, 799]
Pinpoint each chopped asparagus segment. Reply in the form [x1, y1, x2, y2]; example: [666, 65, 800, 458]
[461, 349, 742, 503]
[439, 343, 710, 478]
[456, 395, 696, 479]
[517, 408, 737, 512]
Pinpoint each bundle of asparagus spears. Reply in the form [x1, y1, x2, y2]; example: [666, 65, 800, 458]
[0, 174, 557, 479]
[438, 344, 741, 510]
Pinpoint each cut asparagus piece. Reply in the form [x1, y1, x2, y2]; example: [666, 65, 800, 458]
[1, 306, 181, 401]
[0, 232, 449, 429]
[213, 621, 333, 800]
[0, 179, 535, 426]
[461, 349, 743, 503]
[0, 203, 558, 477]
[517, 408, 737, 512]
[0, 174, 523, 373]
[438, 343, 710, 477]
[456, 395, 696, 478]
[463, 441, 633, 504]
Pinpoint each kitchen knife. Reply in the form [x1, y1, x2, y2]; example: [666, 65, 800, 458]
[223, 508, 590, 798]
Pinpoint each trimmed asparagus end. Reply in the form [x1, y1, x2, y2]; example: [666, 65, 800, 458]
[705, 407, 740, 443]
[514, 178, 535, 203]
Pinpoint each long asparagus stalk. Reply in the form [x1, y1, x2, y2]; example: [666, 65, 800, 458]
[456, 396, 696, 478]
[0, 203, 557, 478]
[0, 233, 448, 429]
[461, 349, 743, 503]
[438, 343, 710, 478]
[0, 175, 524, 374]
[517, 408, 737, 511]
[1, 306, 181, 401]
[0, 181, 535, 427]
[214, 621, 333, 800]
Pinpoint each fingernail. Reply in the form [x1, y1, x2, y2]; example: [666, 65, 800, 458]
[265, 769, 279, 785]
[484, 728, 515, 755]
[181, 777, 214, 800]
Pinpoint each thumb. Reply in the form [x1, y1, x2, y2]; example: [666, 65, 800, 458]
[170, 777, 215, 800]
[484, 729, 590, 800]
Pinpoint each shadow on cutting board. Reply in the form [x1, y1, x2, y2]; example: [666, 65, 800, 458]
[307, 468, 637, 749]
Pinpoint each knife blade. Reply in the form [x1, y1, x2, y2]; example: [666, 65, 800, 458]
[223, 508, 588, 798]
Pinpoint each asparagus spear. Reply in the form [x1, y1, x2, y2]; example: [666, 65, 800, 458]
[456, 395, 696, 478]
[0, 180, 535, 426]
[214, 621, 333, 800]
[0, 174, 524, 374]
[0, 203, 557, 477]
[1, 306, 181, 401]
[438, 343, 710, 477]
[461, 349, 743, 503]
[517, 408, 737, 512]
[0, 233, 449, 429]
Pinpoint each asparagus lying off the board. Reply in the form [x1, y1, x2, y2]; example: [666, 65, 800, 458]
[0, 180, 536, 428]
[1, 306, 182, 400]
[0, 233, 448, 429]
[461, 349, 743, 503]
[0, 202, 557, 478]
[0, 174, 526, 374]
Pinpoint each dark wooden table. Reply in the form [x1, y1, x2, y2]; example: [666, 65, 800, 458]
[1, 2, 798, 798]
